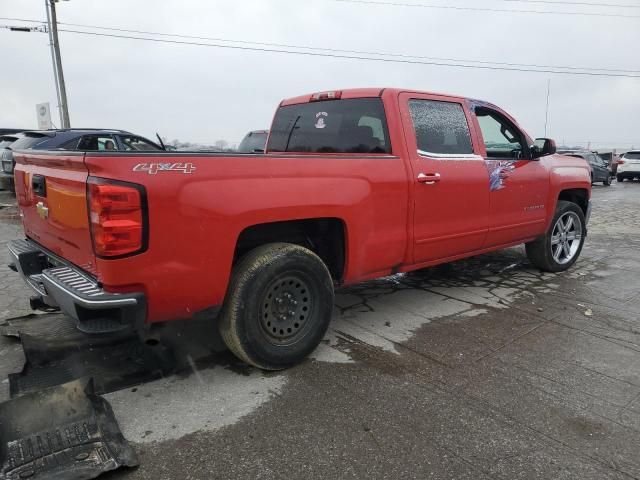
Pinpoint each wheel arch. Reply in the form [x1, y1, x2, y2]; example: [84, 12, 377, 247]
[233, 217, 347, 282]
[557, 188, 589, 217]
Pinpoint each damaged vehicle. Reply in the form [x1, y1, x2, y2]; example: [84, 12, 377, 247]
[8, 88, 591, 370]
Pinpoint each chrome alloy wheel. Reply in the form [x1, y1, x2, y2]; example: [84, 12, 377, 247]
[550, 211, 582, 265]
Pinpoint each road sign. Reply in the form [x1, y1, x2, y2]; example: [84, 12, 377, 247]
[36, 102, 52, 130]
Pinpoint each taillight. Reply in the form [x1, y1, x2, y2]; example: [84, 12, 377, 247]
[87, 178, 147, 258]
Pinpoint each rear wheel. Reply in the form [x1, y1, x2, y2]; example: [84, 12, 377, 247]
[219, 243, 334, 370]
[603, 175, 611, 186]
[526, 201, 586, 272]
[617, 174, 624, 182]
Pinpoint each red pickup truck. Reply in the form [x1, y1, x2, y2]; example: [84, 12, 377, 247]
[9, 88, 591, 369]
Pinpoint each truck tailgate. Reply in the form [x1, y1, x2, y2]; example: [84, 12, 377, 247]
[13, 151, 97, 275]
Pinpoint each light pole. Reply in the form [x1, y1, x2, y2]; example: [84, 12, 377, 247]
[544, 78, 551, 138]
[46, 0, 70, 128]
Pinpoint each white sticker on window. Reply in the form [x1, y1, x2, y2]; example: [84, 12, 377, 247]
[315, 112, 328, 129]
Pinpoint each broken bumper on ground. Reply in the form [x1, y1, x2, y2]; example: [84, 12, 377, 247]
[7, 238, 145, 334]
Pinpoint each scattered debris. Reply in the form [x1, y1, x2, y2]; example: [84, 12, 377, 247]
[584, 308, 593, 317]
[9, 333, 174, 398]
[0, 378, 138, 480]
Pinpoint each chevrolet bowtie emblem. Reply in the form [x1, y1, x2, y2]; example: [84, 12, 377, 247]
[36, 201, 49, 220]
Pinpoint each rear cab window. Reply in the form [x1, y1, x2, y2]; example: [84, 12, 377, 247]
[267, 98, 391, 154]
[624, 152, 640, 160]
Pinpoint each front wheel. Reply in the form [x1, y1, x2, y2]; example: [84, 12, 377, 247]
[219, 243, 334, 370]
[617, 175, 624, 182]
[526, 201, 586, 272]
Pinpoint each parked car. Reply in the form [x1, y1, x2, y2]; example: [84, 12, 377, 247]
[8, 88, 591, 370]
[0, 128, 27, 136]
[565, 151, 612, 186]
[1, 129, 163, 192]
[238, 130, 269, 153]
[0, 134, 21, 190]
[617, 151, 640, 182]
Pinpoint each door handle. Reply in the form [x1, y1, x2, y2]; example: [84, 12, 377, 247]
[417, 173, 441, 184]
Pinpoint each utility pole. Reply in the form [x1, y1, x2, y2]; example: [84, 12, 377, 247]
[46, 0, 70, 128]
[44, 0, 62, 127]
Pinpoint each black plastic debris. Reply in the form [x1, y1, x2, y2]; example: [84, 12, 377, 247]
[0, 378, 138, 480]
[1, 314, 132, 349]
[9, 334, 175, 398]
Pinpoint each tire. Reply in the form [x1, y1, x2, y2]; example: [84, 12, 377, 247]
[526, 200, 586, 273]
[617, 175, 624, 182]
[219, 243, 334, 370]
[603, 175, 611, 186]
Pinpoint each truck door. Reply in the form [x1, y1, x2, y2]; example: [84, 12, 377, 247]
[470, 106, 550, 247]
[399, 93, 489, 263]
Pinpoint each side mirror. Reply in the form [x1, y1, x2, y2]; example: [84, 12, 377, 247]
[531, 138, 556, 159]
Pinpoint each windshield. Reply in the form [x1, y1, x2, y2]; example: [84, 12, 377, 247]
[238, 132, 268, 152]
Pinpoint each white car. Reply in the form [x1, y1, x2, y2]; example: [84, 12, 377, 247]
[617, 151, 640, 182]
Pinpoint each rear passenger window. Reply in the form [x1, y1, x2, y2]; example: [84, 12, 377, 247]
[267, 98, 391, 154]
[408, 100, 473, 156]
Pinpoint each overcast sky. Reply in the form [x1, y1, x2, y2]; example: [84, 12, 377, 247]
[1, 0, 638, 148]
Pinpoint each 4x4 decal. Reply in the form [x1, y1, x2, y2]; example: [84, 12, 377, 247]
[133, 163, 196, 174]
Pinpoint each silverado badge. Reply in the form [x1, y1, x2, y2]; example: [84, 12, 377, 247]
[36, 201, 49, 220]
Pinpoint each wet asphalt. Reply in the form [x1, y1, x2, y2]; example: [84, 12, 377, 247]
[1, 181, 640, 479]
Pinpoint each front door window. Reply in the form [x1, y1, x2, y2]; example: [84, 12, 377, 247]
[475, 109, 528, 160]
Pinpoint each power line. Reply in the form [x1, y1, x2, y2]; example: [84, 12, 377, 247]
[329, 0, 640, 18]
[504, 0, 640, 8]
[62, 22, 640, 73]
[2, 17, 637, 74]
[0, 17, 44, 23]
[55, 28, 640, 78]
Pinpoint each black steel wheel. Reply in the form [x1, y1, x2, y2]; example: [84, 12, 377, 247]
[219, 243, 334, 370]
[259, 274, 316, 345]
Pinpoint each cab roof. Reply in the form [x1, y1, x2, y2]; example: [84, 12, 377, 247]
[279, 87, 491, 107]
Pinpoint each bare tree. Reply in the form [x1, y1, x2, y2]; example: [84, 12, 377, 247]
[214, 140, 229, 150]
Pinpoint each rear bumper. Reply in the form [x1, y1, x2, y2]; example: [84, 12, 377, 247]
[617, 170, 640, 178]
[617, 163, 640, 175]
[8, 238, 146, 333]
